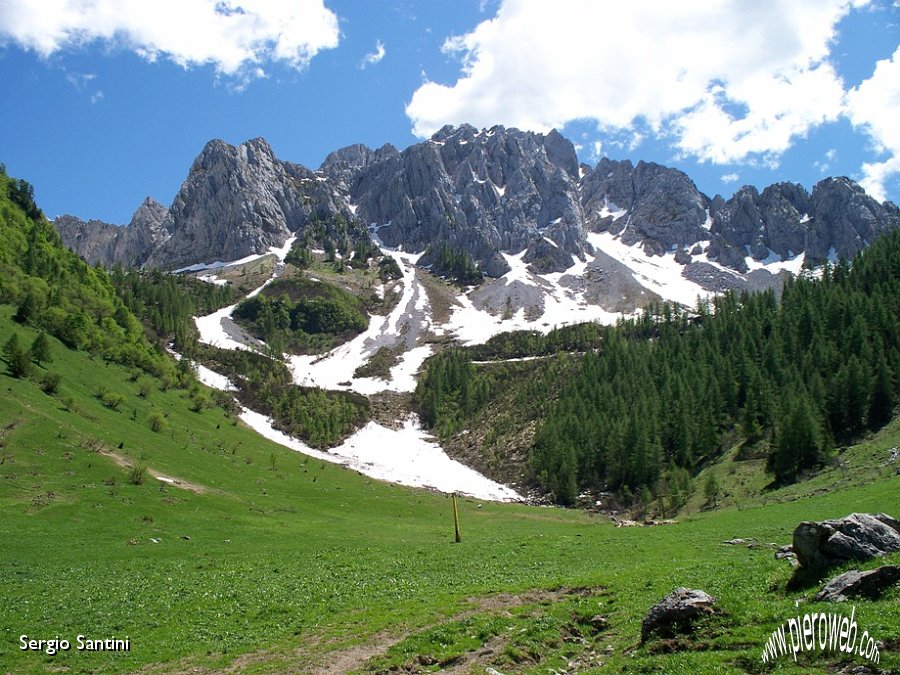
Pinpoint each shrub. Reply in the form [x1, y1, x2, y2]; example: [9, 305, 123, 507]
[127, 464, 147, 485]
[40, 371, 62, 395]
[101, 391, 125, 410]
[147, 412, 166, 433]
[190, 392, 209, 413]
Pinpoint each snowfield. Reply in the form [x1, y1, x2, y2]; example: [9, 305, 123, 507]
[587, 232, 709, 307]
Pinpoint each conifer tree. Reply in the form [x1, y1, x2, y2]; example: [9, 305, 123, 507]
[29, 332, 51, 365]
[4, 334, 31, 378]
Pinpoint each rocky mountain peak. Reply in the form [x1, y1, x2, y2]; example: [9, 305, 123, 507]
[350, 124, 590, 276]
[144, 137, 352, 270]
[320, 142, 399, 180]
[54, 195, 171, 267]
[807, 175, 900, 262]
[132, 196, 168, 224]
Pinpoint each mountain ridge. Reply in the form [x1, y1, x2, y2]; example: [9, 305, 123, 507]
[55, 126, 900, 294]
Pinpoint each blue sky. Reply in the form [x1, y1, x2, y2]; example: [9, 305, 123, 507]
[1, 0, 898, 225]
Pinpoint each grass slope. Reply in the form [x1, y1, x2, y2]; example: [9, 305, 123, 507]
[1, 305, 899, 674]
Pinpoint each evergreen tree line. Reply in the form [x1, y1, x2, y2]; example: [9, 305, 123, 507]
[466, 323, 607, 361]
[424, 242, 484, 285]
[416, 230, 900, 505]
[199, 346, 369, 448]
[110, 268, 239, 355]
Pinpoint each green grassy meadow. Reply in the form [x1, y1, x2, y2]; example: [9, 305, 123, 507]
[1, 305, 899, 674]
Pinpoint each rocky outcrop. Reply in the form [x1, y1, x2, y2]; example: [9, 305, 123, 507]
[617, 161, 710, 251]
[55, 197, 170, 267]
[793, 513, 900, 569]
[806, 177, 900, 262]
[704, 178, 899, 271]
[641, 587, 717, 642]
[54, 215, 119, 266]
[815, 565, 900, 602]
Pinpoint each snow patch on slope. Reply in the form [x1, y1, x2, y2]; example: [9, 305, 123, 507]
[194, 237, 296, 350]
[195, 363, 237, 391]
[239, 407, 520, 501]
[743, 250, 806, 275]
[288, 250, 432, 395]
[445, 249, 623, 346]
[588, 232, 708, 307]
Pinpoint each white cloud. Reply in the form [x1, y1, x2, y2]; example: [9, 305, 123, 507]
[64, 71, 96, 90]
[406, 0, 864, 169]
[814, 148, 837, 173]
[845, 45, 900, 202]
[0, 0, 339, 80]
[721, 172, 740, 183]
[360, 40, 386, 68]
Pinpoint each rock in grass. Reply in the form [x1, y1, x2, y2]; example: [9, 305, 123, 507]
[775, 544, 799, 567]
[793, 513, 900, 569]
[815, 565, 900, 602]
[640, 587, 717, 643]
[775, 544, 795, 559]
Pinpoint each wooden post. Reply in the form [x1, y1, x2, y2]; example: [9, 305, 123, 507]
[452, 493, 461, 543]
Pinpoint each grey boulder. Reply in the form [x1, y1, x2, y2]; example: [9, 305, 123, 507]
[640, 587, 717, 642]
[793, 513, 900, 568]
[815, 565, 900, 602]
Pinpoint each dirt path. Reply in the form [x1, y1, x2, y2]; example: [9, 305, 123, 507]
[140, 586, 607, 675]
[100, 449, 209, 493]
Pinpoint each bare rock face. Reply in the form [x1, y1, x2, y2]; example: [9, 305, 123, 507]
[807, 177, 900, 262]
[641, 587, 717, 642]
[54, 197, 170, 267]
[793, 513, 900, 569]
[113, 197, 171, 266]
[54, 215, 119, 266]
[758, 182, 809, 258]
[346, 124, 587, 275]
[580, 158, 635, 230]
[815, 565, 900, 602]
[619, 161, 710, 251]
[703, 177, 899, 271]
[146, 138, 306, 270]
